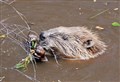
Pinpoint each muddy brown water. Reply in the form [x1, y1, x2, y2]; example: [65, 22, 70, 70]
[0, 0, 120, 82]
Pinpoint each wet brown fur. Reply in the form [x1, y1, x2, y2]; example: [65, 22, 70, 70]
[40, 26, 107, 60]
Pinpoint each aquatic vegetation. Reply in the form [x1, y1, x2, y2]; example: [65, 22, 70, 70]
[112, 22, 120, 27]
[15, 55, 31, 71]
[0, 1, 39, 81]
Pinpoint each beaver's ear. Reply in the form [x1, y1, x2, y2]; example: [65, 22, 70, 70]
[83, 39, 95, 48]
[83, 39, 100, 54]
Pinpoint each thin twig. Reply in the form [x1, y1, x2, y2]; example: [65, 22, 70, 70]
[8, 0, 16, 4]
[0, 1, 30, 29]
[50, 48, 60, 65]
[0, 1, 39, 81]
[0, 1, 38, 36]
[14, 24, 28, 39]
[0, 22, 38, 82]
[15, 69, 40, 82]
[90, 9, 109, 19]
[0, 17, 9, 23]
[0, 66, 40, 82]
[0, 76, 5, 82]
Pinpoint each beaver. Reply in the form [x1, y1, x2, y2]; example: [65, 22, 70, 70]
[39, 26, 107, 60]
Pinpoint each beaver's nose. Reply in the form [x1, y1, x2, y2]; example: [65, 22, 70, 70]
[39, 32, 46, 41]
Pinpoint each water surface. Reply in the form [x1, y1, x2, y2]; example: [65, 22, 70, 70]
[0, 0, 119, 82]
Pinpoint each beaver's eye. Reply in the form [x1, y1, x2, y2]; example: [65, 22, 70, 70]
[39, 32, 46, 41]
[62, 35, 68, 40]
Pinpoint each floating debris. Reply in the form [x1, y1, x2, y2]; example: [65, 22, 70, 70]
[0, 76, 5, 82]
[114, 8, 119, 11]
[76, 68, 79, 70]
[95, 26, 104, 30]
[93, 0, 96, 2]
[79, 13, 82, 15]
[112, 22, 120, 27]
[0, 35, 6, 38]
[3, 51, 6, 53]
[58, 80, 61, 82]
[104, 2, 108, 6]
[28, 22, 35, 26]
[79, 8, 81, 10]
[78, 8, 82, 15]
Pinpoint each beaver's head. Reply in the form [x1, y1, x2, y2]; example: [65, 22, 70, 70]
[39, 26, 107, 60]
